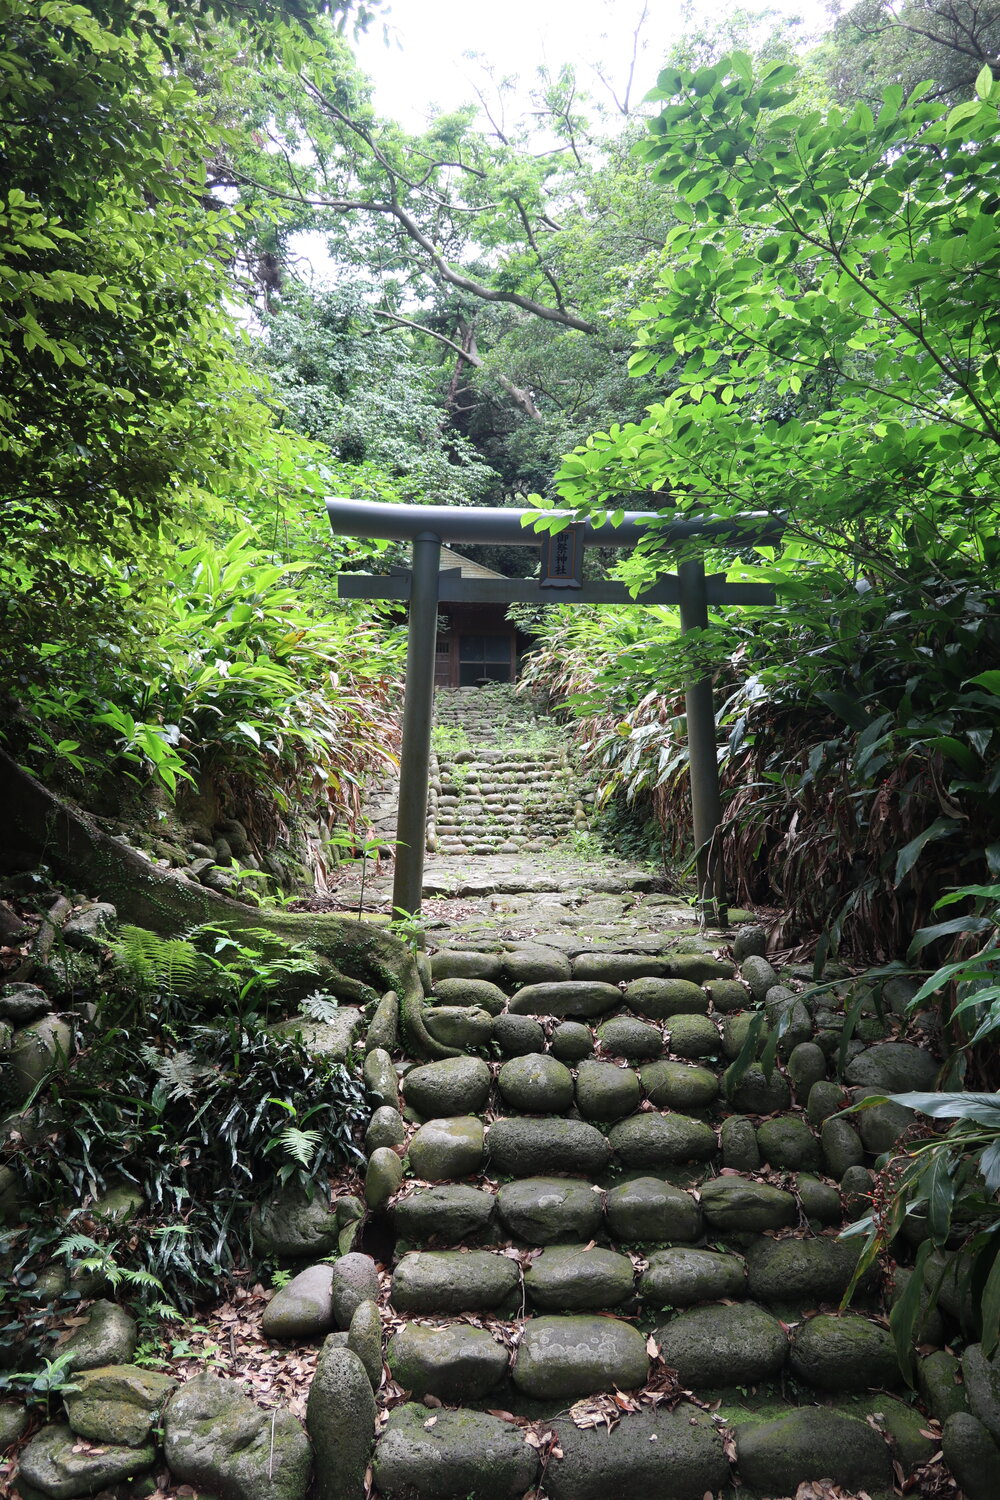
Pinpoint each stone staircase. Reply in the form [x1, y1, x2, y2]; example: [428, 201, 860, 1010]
[428, 687, 587, 857]
[333, 927, 950, 1500]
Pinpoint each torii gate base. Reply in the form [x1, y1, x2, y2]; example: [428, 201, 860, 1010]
[328, 499, 780, 928]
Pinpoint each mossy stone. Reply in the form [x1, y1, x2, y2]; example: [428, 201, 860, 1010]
[492, 1013, 546, 1056]
[640, 1247, 746, 1308]
[365, 1148, 403, 1212]
[845, 1041, 938, 1092]
[596, 1016, 662, 1060]
[855, 1394, 937, 1470]
[407, 1116, 484, 1181]
[402, 1057, 491, 1118]
[431, 950, 503, 982]
[497, 1052, 574, 1113]
[745, 1236, 875, 1304]
[507, 981, 620, 1018]
[604, 1177, 701, 1244]
[496, 1177, 604, 1244]
[667, 952, 735, 984]
[306, 1343, 376, 1500]
[721, 1011, 764, 1061]
[432, 977, 507, 1015]
[740, 954, 779, 1000]
[942, 1412, 1000, 1500]
[363, 1048, 399, 1110]
[546, 1404, 728, 1500]
[608, 1112, 715, 1168]
[807, 1078, 847, 1125]
[821, 1116, 864, 1177]
[60, 1300, 137, 1371]
[165, 1373, 310, 1500]
[502, 945, 573, 986]
[572, 952, 668, 984]
[387, 1324, 507, 1402]
[731, 926, 767, 962]
[364, 1106, 406, 1156]
[641, 1059, 718, 1111]
[720, 1115, 760, 1171]
[261, 1264, 336, 1342]
[707, 979, 749, 1013]
[756, 1116, 820, 1171]
[423, 1005, 493, 1050]
[330, 1253, 379, 1331]
[787, 1041, 827, 1094]
[18, 1424, 157, 1498]
[391, 1250, 519, 1314]
[487, 1117, 611, 1177]
[962, 1343, 1000, 1443]
[699, 1177, 796, 1232]
[551, 1020, 595, 1062]
[524, 1245, 635, 1311]
[918, 1349, 969, 1422]
[513, 1315, 648, 1399]
[656, 1302, 787, 1387]
[347, 1299, 383, 1391]
[794, 1173, 842, 1225]
[735, 1407, 892, 1495]
[841, 1164, 875, 1218]
[665, 1013, 719, 1058]
[365, 991, 398, 1054]
[624, 977, 708, 1019]
[64, 1365, 177, 1447]
[789, 1314, 901, 1391]
[574, 1060, 641, 1121]
[392, 1185, 495, 1244]
[723, 1062, 791, 1114]
[374, 1404, 539, 1500]
[855, 1090, 916, 1156]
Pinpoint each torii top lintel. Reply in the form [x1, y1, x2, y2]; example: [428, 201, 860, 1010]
[324, 497, 783, 550]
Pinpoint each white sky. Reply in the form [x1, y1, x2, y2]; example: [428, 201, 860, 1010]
[355, 0, 831, 131]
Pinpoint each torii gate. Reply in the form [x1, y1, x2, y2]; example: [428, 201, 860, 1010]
[327, 498, 781, 926]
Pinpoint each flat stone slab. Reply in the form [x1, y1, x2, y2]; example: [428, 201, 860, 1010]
[387, 1323, 509, 1401]
[524, 1245, 635, 1311]
[487, 1118, 612, 1178]
[270, 1010, 360, 1061]
[513, 1314, 649, 1399]
[408, 1116, 485, 1181]
[374, 1404, 539, 1500]
[507, 981, 621, 1018]
[391, 1251, 519, 1314]
[403, 1057, 491, 1118]
[608, 1112, 716, 1167]
[656, 1302, 787, 1387]
[547, 1404, 729, 1500]
[605, 1178, 702, 1243]
[392, 1185, 495, 1244]
[571, 953, 670, 983]
[641, 1247, 747, 1308]
[496, 1177, 604, 1244]
[497, 1053, 574, 1113]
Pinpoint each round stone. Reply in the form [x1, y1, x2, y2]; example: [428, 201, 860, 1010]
[845, 1041, 938, 1092]
[624, 977, 708, 1018]
[391, 1251, 519, 1314]
[741, 955, 779, 1000]
[496, 1178, 604, 1244]
[737, 1408, 893, 1495]
[787, 1041, 827, 1094]
[502, 945, 572, 986]
[608, 1112, 716, 1168]
[513, 1315, 649, 1399]
[706, 979, 750, 1013]
[724, 1063, 791, 1114]
[365, 1148, 403, 1211]
[493, 1013, 546, 1056]
[656, 1302, 787, 1387]
[365, 1106, 406, 1156]
[523, 1246, 635, 1311]
[808, 1078, 849, 1126]
[604, 1178, 701, 1244]
[392, 1185, 495, 1244]
[431, 950, 503, 982]
[756, 1116, 820, 1171]
[789, 1314, 901, 1391]
[407, 1117, 485, 1181]
[423, 1006, 493, 1050]
[497, 1053, 574, 1113]
[745, 1237, 875, 1304]
[387, 1324, 508, 1401]
[363, 1048, 399, 1110]
[666, 1013, 719, 1058]
[546, 1405, 728, 1500]
[795, 1174, 843, 1225]
[668, 953, 735, 984]
[574, 1060, 641, 1122]
[698, 1177, 796, 1232]
[596, 1016, 663, 1060]
[432, 978, 508, 1015]
[641, 1247, 746, 1308]
[403, 1057, 491, 1118]
[374, 1404, 539, 1500]
[821, 1116, 864, 1177]
[487, 1118, 611, 1178]
[550, 1021, 595, 1062]
[720, 1115, 760, 1171]
[641, 1060, 718, 1111]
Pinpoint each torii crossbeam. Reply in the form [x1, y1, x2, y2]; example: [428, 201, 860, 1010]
[326, 498, 782, 925]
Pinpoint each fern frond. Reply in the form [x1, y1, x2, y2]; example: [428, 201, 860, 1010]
[140, 1046, 208, 1100]
[115, 926, 202, 997]
[298, 992, 340, 1024]
[275, 1126, 321, 1168]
